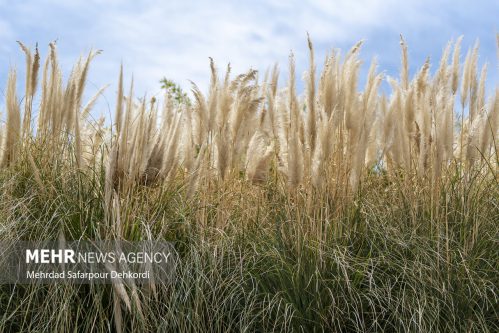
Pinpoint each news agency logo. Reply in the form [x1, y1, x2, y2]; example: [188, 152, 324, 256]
[0, 241, 176, 284]
[25, 248, 171, 264]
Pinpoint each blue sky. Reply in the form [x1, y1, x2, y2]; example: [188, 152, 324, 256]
[0, 0, 497, 118]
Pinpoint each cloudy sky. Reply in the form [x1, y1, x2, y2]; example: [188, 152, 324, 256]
[0, 0, 497, 117]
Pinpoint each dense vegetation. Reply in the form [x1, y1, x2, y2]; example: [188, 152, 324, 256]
[0, 36, 497, 332]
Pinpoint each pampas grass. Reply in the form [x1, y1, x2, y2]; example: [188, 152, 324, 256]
[1, 70, 21, 167]
[0, 36, 498, 332]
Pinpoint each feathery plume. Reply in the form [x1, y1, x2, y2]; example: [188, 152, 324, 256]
[400, 34, 409, 90]
[1, 70, 21, 167]
[451, 36, 463, 95]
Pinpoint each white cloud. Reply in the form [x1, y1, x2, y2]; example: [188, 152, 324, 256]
[78, 0, 406, 94]
[0, 0, 497, 115]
